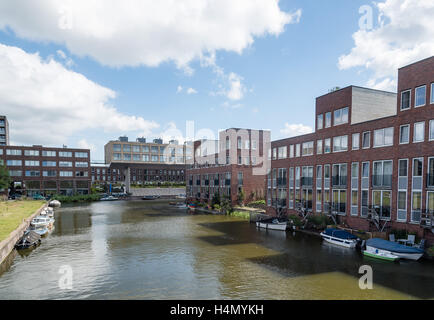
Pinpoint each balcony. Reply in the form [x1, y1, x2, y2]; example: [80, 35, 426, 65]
[332, 176, 347, 188]
[301, 177, 313, 187]
[372, 175, 392, 188]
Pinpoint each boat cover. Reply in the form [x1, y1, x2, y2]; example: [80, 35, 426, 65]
[367, 238, 424, 254]
[323, 228, 358, 240]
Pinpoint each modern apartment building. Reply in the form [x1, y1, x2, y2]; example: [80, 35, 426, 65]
[186, 128, 271, 205]
[267, 56, 434, 241]
[0, 115, 9, 146]
[1, 145, 91, 196]
[101, 137, 189, 190]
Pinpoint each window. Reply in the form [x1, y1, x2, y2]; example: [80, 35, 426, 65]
[272, 148, 277, 160]
[316, 140, 323, 154]
[75, 162, 89, 168]
[302, 141, 314, 156]
[113, 153, 121, 161]
[237, 137, 242, 149]
[332, 163, 347, 187]
[42, 150, 56, 157]
[430, 120, 434, 141]
[325, 112, 332, 128]
[324, 165, 330, 179]
[113, 144, 121, 152]
[278, 146, 287, 159]
[317, 114, 323, 130]
[245, 140, 250, 150]
[324, 138, 331, 154]
[414, 122, 425, 142]
[76, 171, 88, 177]
[24, 150, 39, 156]
[142, 146, 149, 153]
[398, 159, 408, 177]
[401, 90, 411, 110]
[43, 170, 57, 177]
[7, 160, 22, 166]
[397, 191, 407, 221]
[25, 160, 39, 166]
[373, 190, 392, 219]
[400, 125, 410, 144]
[373, 160, 393, 187]
[6, 149, 22, 156]
[152, 155, 158, 162]
[60, 171, 73, 177]
[238, 172, 243, 186]
[334, 107, 349, 126]
[413, 158, 423, 177]
[123, 154, 131, 161]
[132, 145, 140, 153]
[352, 133, 360, 150]
[59, 151, 72, 157]
[362, 162, 370, 178]
[9, 170, 22, 177]
[295, 144, 301, 157]
[289, 145, 294, 158]
[123, 145, 131, 153]
[415, 85, 426, 107]
[333, 135, 348, 152]
[362, 131, 371, 149]
[431, 83, 434, 104]
[25, 170, 40, 177]
[59, 161, 72, 167]
[374, 127, 394, 147]
[75, 152, 88, 158]
[151, 146, 159, 154]
[42, 161, 56, 167]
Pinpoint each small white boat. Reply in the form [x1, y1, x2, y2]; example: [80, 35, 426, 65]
[320, 228, 359, 248]
[366, 238, 424, 261]
[363, 246, 400, 262]
[256, 218, 288, 231]
[175, 203, 188, 209]
[27, 225, 49, 237]
[49, 200, 61, 208]
[100, 196, 119, 201]
[31, 216, 53, 228]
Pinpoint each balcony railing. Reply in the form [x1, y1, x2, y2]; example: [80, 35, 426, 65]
[332, 176, 347, 188]
[372, 175, 392, 188]
[301, 177, 313, 187]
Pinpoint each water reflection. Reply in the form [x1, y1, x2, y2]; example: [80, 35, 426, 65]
[0, 200, 433, 300]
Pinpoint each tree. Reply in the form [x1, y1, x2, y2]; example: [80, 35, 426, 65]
[0, 164, 11, 192]
[211, 192, 220, 208]
[237, 188, 245, 206]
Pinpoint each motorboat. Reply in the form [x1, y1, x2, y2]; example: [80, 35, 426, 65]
[27, 225, 49, 237]
[256, 217, 288, 231]
[15, 230, 41, 250]
[142, 195, 160, 200]
[175, 203, 188, 209]
[31, 216, 53, 229]
[366, 238, 424, 261]
[100, 195, 119, 201]
[176, 194, 186, 200]
[49, 200, 61, 208]
[363, 245, 400, 262]
[320, 228, 359, 248]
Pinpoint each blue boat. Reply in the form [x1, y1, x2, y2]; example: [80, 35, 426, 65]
[320, 228, 359, 248]
[366, 238, 424, 261]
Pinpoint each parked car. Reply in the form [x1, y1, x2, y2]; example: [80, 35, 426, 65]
[33, 194, 46, 200]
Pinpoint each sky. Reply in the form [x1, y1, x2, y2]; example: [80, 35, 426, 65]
[0, 0, 433, 161]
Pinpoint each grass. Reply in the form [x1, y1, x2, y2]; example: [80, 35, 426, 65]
[229, 210, 250, 220]
[0, 200, 45, 242]
[52, 194, 101, 203]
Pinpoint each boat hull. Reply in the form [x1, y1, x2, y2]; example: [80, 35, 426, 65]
[366, 245, 422, 261]
[256, 221, 287, 231]
[320, 232, 357, 248]
[363, 247, 399, 261]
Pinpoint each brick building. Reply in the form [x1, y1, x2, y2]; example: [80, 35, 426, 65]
[1, 145, 91, 196]
[266, 56, 434, 241]
[0, 115, 9, 146]
[186, 128, 271, 205]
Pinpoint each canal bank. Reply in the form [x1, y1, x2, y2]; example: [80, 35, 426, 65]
[0, 202, 47, 265]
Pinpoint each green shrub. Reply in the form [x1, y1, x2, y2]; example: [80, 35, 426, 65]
[288, 214, 303, 227]
[247, 200, 266, 207]
[230, 210, 250, 220]
[213, 204, 221, 211]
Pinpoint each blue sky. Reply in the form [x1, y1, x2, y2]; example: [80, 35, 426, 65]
[0, 0, 432, 161]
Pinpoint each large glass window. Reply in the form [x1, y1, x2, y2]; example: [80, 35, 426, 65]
[334, 107, 349, 126]
[316, 140, 323, 154]
[113, 144, 121, 152]
[333, 135, 348, 152]
[414, 122, 425, 142]
[415, 85, 426, 107]
[373, 190, 391, 219]
[373, 160, 393, 187]
[289, 145, 294, 158]
[413, 158, 423, 177]
[302, 141, 314, 156]
[374, 127, 394, 147]
[296, 144, 301, 157]
[42, 150, 56, 157]
[401, 90, 411, 110]
[352, 133, 360, 150]
[24, 150, 39, 156]
[362, 131, 371, 149]
[399, 159, 408, 177]
[278, 146, 287, 159]
[399, 125, 410, 144]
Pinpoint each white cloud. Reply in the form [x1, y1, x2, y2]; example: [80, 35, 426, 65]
[226, 73, 245, 101]
[56, 49, 74, 67]
[0, 43, 159, 147]
[280, 123, 313, 138]
[338, 0, 434, 91]
[176, 86, 183, 93]
[0, 0, 301, 70]
[186, 88, 198, 95]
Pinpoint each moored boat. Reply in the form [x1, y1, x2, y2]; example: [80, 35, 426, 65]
[15, 231, 41, 250]
[100, 195, 119, 201]
[320, 228, 359, 248]
[363, 246, 400, 262]
[49, 200, 61, 208]
[366, 238, 424, 261]
[142, 195, 160, 200]
[256, 218, 288, 231]
[27, 225, 49, 237]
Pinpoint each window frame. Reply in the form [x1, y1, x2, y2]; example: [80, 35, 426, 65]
[362, 131, 371, 149]
[399, 124, 410, 144]
[414, 85, 426, 108]
[401, 89, 411, 111]
[413, 122, 425, 143]
[352, 133, 360, 150]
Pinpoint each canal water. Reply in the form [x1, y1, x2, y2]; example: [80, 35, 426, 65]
[0, 200, 433, 300]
